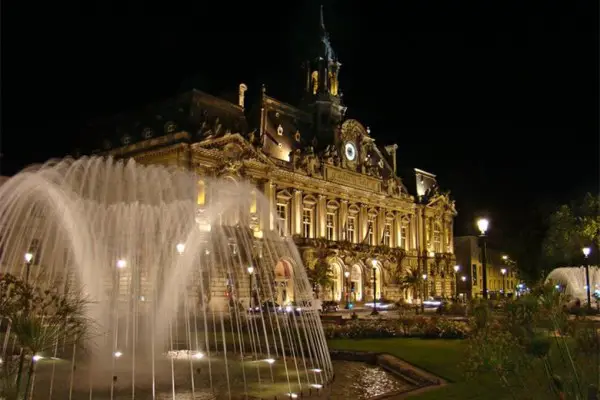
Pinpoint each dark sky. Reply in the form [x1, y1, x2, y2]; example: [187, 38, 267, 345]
[2, 1, 598, 244]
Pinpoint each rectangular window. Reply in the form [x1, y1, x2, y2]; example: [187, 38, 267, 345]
[383, 222, 391, 246]
[433, 225, 441, 253]
[326, 212, 335, 241]
[400, 225, 408, 249]
[302, 208, 313, 238]
[276, 203, 288, 236]
[347, 216, 355, 243]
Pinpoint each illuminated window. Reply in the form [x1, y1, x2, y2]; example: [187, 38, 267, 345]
[383, 223, 391, 246]
[346, 216, 356, 243]
[302, 208, 313, 238]
[400, 225, 408, 249]
[326, 212, 335, 241]
[276, 203, 288, 236]
[433, 224, 441, 253]
[367, 220, 375, 245]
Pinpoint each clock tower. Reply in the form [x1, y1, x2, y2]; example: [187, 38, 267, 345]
[302, 6, 346, 151]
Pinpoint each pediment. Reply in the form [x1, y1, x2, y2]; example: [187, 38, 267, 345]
[192, 133, 276, 167]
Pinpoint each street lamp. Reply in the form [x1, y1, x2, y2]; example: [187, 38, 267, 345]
[247, 266, 255, 309]
[116, 259, 127, 269]
[461, 275, 467, 302]
[583, 247, 592, 310]
[453, 265, 460, 300]
[476, 218, 489, 299]
[500, 268, 507, 296]
[24, 252, 33, 283]
[344, 271, 351, 309]
[176, 243, 185, 255]
[371, 259, 378, 315]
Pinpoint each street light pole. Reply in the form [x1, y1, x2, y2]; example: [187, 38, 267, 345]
[24, 252, 33, 284]
[247, 266, 254, 309]
[476, 218, 490, 299]
[500, 268, 507, 297]
[344, 271, 350, 309]
[371, 259, 378, 316]
[453, 265, 460, 300]
[583, 247, 591, 310]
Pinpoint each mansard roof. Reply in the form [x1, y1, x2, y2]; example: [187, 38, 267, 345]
[84, 89, 248, 154]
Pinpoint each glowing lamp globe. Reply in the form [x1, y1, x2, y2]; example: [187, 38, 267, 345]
[583, 247, 591, 257]
[476, 218, 489, 235]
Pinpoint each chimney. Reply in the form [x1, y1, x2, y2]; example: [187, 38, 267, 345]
[238, 83, 248, 109]
[384, 144, 398, 174]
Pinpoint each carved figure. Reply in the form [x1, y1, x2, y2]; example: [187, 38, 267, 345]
[386, 178, 399, 197]
[248, 130, 256, 145]
[214, 117, 223, 137]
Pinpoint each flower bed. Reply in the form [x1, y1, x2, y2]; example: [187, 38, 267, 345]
[323, 316, 470, 340]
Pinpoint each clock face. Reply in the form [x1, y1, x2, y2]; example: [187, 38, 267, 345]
[344, 142, 357, 161]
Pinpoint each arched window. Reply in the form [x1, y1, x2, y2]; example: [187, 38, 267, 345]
[346, 204, 360, 243]
[276, 190, 292, 237]
[433, 222, 441, 253]
[302, 195, 317, 238]
[326, 200, 340, 241]
[367, 208, 378, 245]
[383, 212, 394, 247]
[400, 216, 411, 250]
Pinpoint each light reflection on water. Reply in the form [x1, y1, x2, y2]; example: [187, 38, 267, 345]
[330, 361, 413, 399]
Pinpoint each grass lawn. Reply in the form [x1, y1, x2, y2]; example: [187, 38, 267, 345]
[327, 338, 505, 400]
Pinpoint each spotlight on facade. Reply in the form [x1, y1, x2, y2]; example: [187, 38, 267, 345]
[113, 351, 123, 358]
[264, 358, 275, 364]
[453, 265, 460, 273]
[116, 259, 126, 269]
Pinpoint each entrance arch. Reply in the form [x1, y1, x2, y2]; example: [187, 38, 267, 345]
[274, 259, 294, 305]
[369, 261, 383, 301]
[328, 261, 344, 301]
[350, 264, 363, 301]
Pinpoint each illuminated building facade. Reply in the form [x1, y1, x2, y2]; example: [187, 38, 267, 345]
[87, 12, 457, 305]
[454, 236, 518, 299]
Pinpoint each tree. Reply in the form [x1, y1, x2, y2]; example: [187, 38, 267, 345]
[400, 267, 422, 301]
[304, 249, 334, 299]
[0, 273, 90, 400]
[542, 193, 600, 268]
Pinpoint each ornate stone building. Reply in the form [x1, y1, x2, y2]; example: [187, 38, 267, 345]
[87, 12, 457, 305]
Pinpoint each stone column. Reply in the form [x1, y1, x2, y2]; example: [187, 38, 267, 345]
[317, 195, 326, 238]
[292, 189, 303, 235]
[340, 200, 348, 241]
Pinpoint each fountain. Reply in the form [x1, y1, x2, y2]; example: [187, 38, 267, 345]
[546, 266, 600, 303]
[0, 156, 334, 399]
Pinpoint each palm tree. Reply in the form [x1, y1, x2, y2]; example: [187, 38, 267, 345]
[400, 267, 422, 302]
[304, 250, 335, 299]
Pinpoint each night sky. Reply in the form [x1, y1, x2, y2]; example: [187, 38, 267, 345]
[2, 1, 598, 250]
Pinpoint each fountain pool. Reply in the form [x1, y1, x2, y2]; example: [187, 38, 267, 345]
[0, 157, 333, 399]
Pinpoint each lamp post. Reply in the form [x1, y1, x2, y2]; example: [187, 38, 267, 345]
[453, 265, 460, 300]
[24, 252, 33, 284]
[583, 247, 591, 310]
[461, 275, 467, 301]
[476, 218, 489, 299]
[247, 266, 254, 309]
[500, 268, 507, 297]
[344, 271, 350, 309]
[421, 274, 428, 313]
[371, 259, 378, 316]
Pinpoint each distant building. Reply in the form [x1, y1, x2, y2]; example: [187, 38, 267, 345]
[84, 10, 458, 304]
[454, 236, 518, 299]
